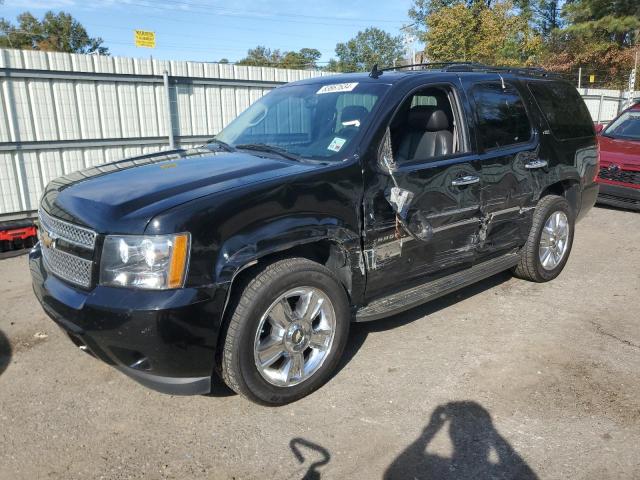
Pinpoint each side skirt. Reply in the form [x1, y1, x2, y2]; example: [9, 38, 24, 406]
[355, 252, 520, 322]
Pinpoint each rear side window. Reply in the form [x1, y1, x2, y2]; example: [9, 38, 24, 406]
[471, 83, 532, 150]
[528, 81, 593, 139]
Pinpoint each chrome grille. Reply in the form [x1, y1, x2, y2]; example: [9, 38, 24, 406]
[41, 243, 93, 288]
[39, 209, 97, 249]
[38, 209, 96, 288]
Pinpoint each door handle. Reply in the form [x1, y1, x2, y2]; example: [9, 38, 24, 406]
[525, 159, 548, 169]
[451, 175, 480, 186]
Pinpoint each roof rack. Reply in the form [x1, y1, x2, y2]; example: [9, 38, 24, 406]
[371, 62, 560, 79]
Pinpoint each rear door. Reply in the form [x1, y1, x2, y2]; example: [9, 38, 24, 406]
[462, 77, 540, 262]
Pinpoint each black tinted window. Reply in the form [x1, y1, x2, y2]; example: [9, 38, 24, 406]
[528, 81, 593, 139]
[472, 83, 532, 150]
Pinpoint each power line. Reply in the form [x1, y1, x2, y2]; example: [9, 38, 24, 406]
[110, 0, 407, 26]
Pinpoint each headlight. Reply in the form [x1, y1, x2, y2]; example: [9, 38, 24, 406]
[99, 233, 190, 289]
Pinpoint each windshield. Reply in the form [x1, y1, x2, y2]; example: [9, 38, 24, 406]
[603, 110, 640, 141]
[212, 82, 390, 160]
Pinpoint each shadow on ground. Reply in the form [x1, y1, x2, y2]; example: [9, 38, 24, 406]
[0, 329, 11, 377]
[335, 270, 513, 377]
[384, 401, 538, 480]
[289, 438, 331, 480]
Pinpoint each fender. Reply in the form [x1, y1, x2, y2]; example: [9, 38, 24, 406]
[214, 215, 366, 302]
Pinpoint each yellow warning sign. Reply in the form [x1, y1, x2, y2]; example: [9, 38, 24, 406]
[589, 74, 595, 83]
[134, 30, 156, 48]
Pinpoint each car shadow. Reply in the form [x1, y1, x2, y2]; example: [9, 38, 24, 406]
[384, 401, 538, 480]
[0, 329, 11, 377]
[335, 270, 513, 377]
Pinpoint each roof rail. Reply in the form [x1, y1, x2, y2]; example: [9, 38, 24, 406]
[377, 62, 560, 79]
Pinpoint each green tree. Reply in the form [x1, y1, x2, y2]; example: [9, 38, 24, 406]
[236, 46, 283, 67]
[563, 0, 640, 47]
[329, 27, 404, 72]
[0, 11, 108, 54]
[280, 48, 321, 69]
[237, 46, 321, 69]
[423, 1, 543, 65]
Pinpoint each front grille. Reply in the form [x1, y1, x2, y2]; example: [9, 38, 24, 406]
[598, 167, 640, 185]
[41, 243, 93, 288]
[39, 208, 96, 249]
[38, 209, 96, 288]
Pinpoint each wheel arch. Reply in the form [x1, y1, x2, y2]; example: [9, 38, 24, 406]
[214, 217, 365, 325]
[538, 179, 581, 216]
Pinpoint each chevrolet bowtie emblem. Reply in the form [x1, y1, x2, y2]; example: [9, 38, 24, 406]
[40, 228, 58, 249]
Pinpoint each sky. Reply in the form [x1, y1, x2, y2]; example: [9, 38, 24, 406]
[1, 0, 415, 65]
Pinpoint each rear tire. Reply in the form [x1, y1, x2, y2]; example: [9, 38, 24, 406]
[513, 194, 574, 282]
[221, 257, 350, 406]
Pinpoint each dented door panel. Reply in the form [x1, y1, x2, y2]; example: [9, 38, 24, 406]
[363, 156, 482, 300]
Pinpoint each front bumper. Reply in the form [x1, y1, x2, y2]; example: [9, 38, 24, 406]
[597, 182, 640, 211]
[29, 244, 228, 395]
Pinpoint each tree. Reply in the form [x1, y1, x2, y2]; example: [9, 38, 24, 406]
[0, 11, 108, 54]
[218, 58, 229, 64]
[280, 48, 321, 69]
[423, 1, 543, 65]
[237, 46, 321, 69]
[562, 0, 640, 47]
[538, 0, 640, 87]
[329, 27, 404, 72]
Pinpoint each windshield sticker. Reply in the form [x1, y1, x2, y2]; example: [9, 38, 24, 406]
[316, 83, 359, 95]
[327, 137, 347, 152]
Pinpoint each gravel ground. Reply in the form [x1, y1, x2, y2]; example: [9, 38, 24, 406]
[0, 205, 639, 480]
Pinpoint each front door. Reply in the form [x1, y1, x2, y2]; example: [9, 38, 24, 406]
[362, 83, 483, 300]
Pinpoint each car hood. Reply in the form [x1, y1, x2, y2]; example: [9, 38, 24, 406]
[598, 135, 640, 167]
[41, 147, 319, 234]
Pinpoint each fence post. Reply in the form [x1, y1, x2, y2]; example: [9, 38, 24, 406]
[596, 94, 604, 124]
[162, 70, 176, 150]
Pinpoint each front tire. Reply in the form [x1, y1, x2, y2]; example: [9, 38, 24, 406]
[221, 258, 350, 405]
[514, 194, 574, 282]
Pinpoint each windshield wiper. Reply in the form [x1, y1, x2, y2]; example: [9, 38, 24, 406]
[205, 138, 235, 152]
[235, 143, 301, 161]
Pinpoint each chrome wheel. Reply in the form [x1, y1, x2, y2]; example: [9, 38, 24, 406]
[539, 211, 569, 270]
[253, 287, 336, 387]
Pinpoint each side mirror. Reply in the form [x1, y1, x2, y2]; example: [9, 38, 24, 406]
[594, 124, 605, 135]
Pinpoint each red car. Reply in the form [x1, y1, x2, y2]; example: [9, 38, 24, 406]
[595, 102, 640, 210]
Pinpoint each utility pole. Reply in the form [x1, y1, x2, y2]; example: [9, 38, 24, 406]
[578, 67, 582, 89]
[628, 49, 638, 108]
[401, 24, 417, 69]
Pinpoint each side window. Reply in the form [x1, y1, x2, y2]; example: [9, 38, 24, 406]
[528, 81, 593, 140]
[389, 86, 464, 164]
[471, 83, 532, 150]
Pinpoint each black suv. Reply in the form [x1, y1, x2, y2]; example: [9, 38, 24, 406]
[30, 64, 599, 405]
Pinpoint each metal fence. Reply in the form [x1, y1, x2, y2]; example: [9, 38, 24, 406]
[579, 87, 640, 124]
[0, 48, 334, 220]
[0, 48, 637, 220]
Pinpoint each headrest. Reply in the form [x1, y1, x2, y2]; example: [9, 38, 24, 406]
[407, 106, 449, 131]
[340, 105, 369, 128]
[426, 109, 449, 131]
